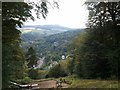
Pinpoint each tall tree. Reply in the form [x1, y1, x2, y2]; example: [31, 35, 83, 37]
[26, 47, 37, 68]
[85, 1, 120, 79]
[2, 2, 33, 88]
[2, 1, 54, 88]
[85, 2, 120, 46]
[71, 2, 120, 79]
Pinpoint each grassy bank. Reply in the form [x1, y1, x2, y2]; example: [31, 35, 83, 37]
[60, 75, 119, 88]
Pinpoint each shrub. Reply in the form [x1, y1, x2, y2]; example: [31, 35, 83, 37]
[16, 76, 32, 85]
[37, 70, 48, 79]
[48, 64, 67, 78]
[28, 68, 48, 79]
[20, 76, 32, 84]
[28, 69, 39, 79]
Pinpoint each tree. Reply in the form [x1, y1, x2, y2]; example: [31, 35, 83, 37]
[71, 29, 112, 79]
[26, 47, 37, 68]
[85, 2, 120, 46]
[2, 1, 56, 88]
[2, 2, 34, 88]
[70, 2, 120, 79]
[85, 1, 120, 79]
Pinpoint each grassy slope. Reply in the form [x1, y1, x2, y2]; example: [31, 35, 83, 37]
[60, 75, 119, 88]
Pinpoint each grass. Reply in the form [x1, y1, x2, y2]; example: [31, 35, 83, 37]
[60, 75, 119, 88]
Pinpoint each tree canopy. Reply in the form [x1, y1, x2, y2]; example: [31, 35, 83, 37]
[2, 1, 54, 88]
[70, 2, 120, 79]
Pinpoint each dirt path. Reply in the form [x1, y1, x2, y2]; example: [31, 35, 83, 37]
[37, 80, 56, 88]
[30, 80, 69, 88]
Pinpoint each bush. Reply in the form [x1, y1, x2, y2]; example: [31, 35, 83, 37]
[28, 69, 39, 79]
[37, 70, 48, 79]
[20, 77, 32, 84]
[28, 68, 48, 79]
[16, 76, 32, 85]
[48, 64, 67, 78]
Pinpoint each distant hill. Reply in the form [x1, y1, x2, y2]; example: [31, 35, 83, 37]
[20, 25, 84, 68]
[21, 25, 73, 31]
[20, 25, 75, 41]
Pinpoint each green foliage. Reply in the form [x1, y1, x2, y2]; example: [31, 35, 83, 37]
[26, 47, 38, 68]
[66, 58, 75, 75]
[28, 69, 39, 79]
[48, 57, 75, 78]
[48, 64, 67, 78]
[59, 58, 75, 75]
[16, 76, 32, 85]
[20, 77, 32, 84]
[28, 69, 48, 79]
[72, 28, 118, 79]
[22, 29, 82, 66]
[2, 44, 27, 87]
[2, 1, 51, 88]
[2, 2, 34, 88]
[69, 2, 120, 80]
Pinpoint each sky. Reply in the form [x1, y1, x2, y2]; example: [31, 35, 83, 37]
[24, 0, 89, 29]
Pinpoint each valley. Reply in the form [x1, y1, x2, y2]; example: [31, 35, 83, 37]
[3, 1, 119, 89]
[20, 25, 83, 69]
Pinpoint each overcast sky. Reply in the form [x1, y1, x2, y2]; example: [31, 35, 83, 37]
[24, 0, 89, 28]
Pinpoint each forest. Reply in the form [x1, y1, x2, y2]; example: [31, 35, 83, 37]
[2, 1, 119, 89]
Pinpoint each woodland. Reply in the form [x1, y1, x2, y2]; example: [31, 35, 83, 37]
[2, 1, 119, 89]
